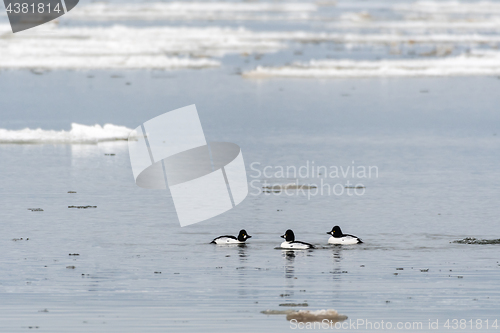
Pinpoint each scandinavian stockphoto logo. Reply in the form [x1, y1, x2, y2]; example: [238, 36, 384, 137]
[3, 0, 78, 33]
[128, 105, 248, 227]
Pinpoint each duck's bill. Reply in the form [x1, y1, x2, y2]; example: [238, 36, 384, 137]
[326, 232, 332, 234]
[280, 234, 285, 238]
[247, 235, 252, 238]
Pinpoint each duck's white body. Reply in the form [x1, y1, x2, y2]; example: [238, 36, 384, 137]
[328, 235, 361, 245]
[280, 241, 313, 250]
[212, 236, 244, 245]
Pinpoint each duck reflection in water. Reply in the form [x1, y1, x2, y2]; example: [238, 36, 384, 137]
[283, 250, 295, 279]
[331, 246, 344, 280]
[238, 245, 248, 262]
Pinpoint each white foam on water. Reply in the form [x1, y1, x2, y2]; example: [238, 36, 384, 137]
[68, 2, 316, 21]
[243, 50, 500, 78]
[0, 123, 137, 144]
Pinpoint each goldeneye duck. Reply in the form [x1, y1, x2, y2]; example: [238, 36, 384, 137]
[327, 226, 362, 245]
[211, 229, 252, 245]
[280, 229, 315, 249]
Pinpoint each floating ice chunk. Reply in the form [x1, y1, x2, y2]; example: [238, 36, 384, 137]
[287, 309, 348, 323]
[0, 25, 285, 69]
[0, 123, 136, 144]
[243, 50, 500, 78]
[262, 184, 317, 190]
[261, 309, 348, 323]
[2, 22, 500, 71]
[69, 2, 316, 21]
[453, 238, 500, 244]
[326, 18, 500, 31]
[395, 1, 500, 14]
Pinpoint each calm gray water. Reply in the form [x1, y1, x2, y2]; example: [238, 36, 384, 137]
[1, 69, 500, 332]
[2, 0, 500, 330]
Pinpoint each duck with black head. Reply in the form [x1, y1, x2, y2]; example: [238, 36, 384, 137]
[327, 226, 362, 245]
[211, 229, 252, 245]
[280, 229, 315, 249]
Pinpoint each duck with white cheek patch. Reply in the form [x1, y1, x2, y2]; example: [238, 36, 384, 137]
[280, 229, 315, 249]
[211, 230, 252, 245]
[327, 226, 362, 245]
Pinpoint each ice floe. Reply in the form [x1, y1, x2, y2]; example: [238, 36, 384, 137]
[68, 2, 316, 21]
[0, 123, 136, 143]
[243, 50, 500, 78]
[0, 25, 288, 69]
[261, 309, 348, 323]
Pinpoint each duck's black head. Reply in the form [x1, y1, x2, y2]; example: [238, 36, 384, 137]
[280, 229, 295, 242]
[237, 229, 252, 242]
[326, 225, 343, 237]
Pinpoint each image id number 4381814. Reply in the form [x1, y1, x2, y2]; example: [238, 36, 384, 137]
[5, 2, 61, 13]
[444, 319, 498, 330]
